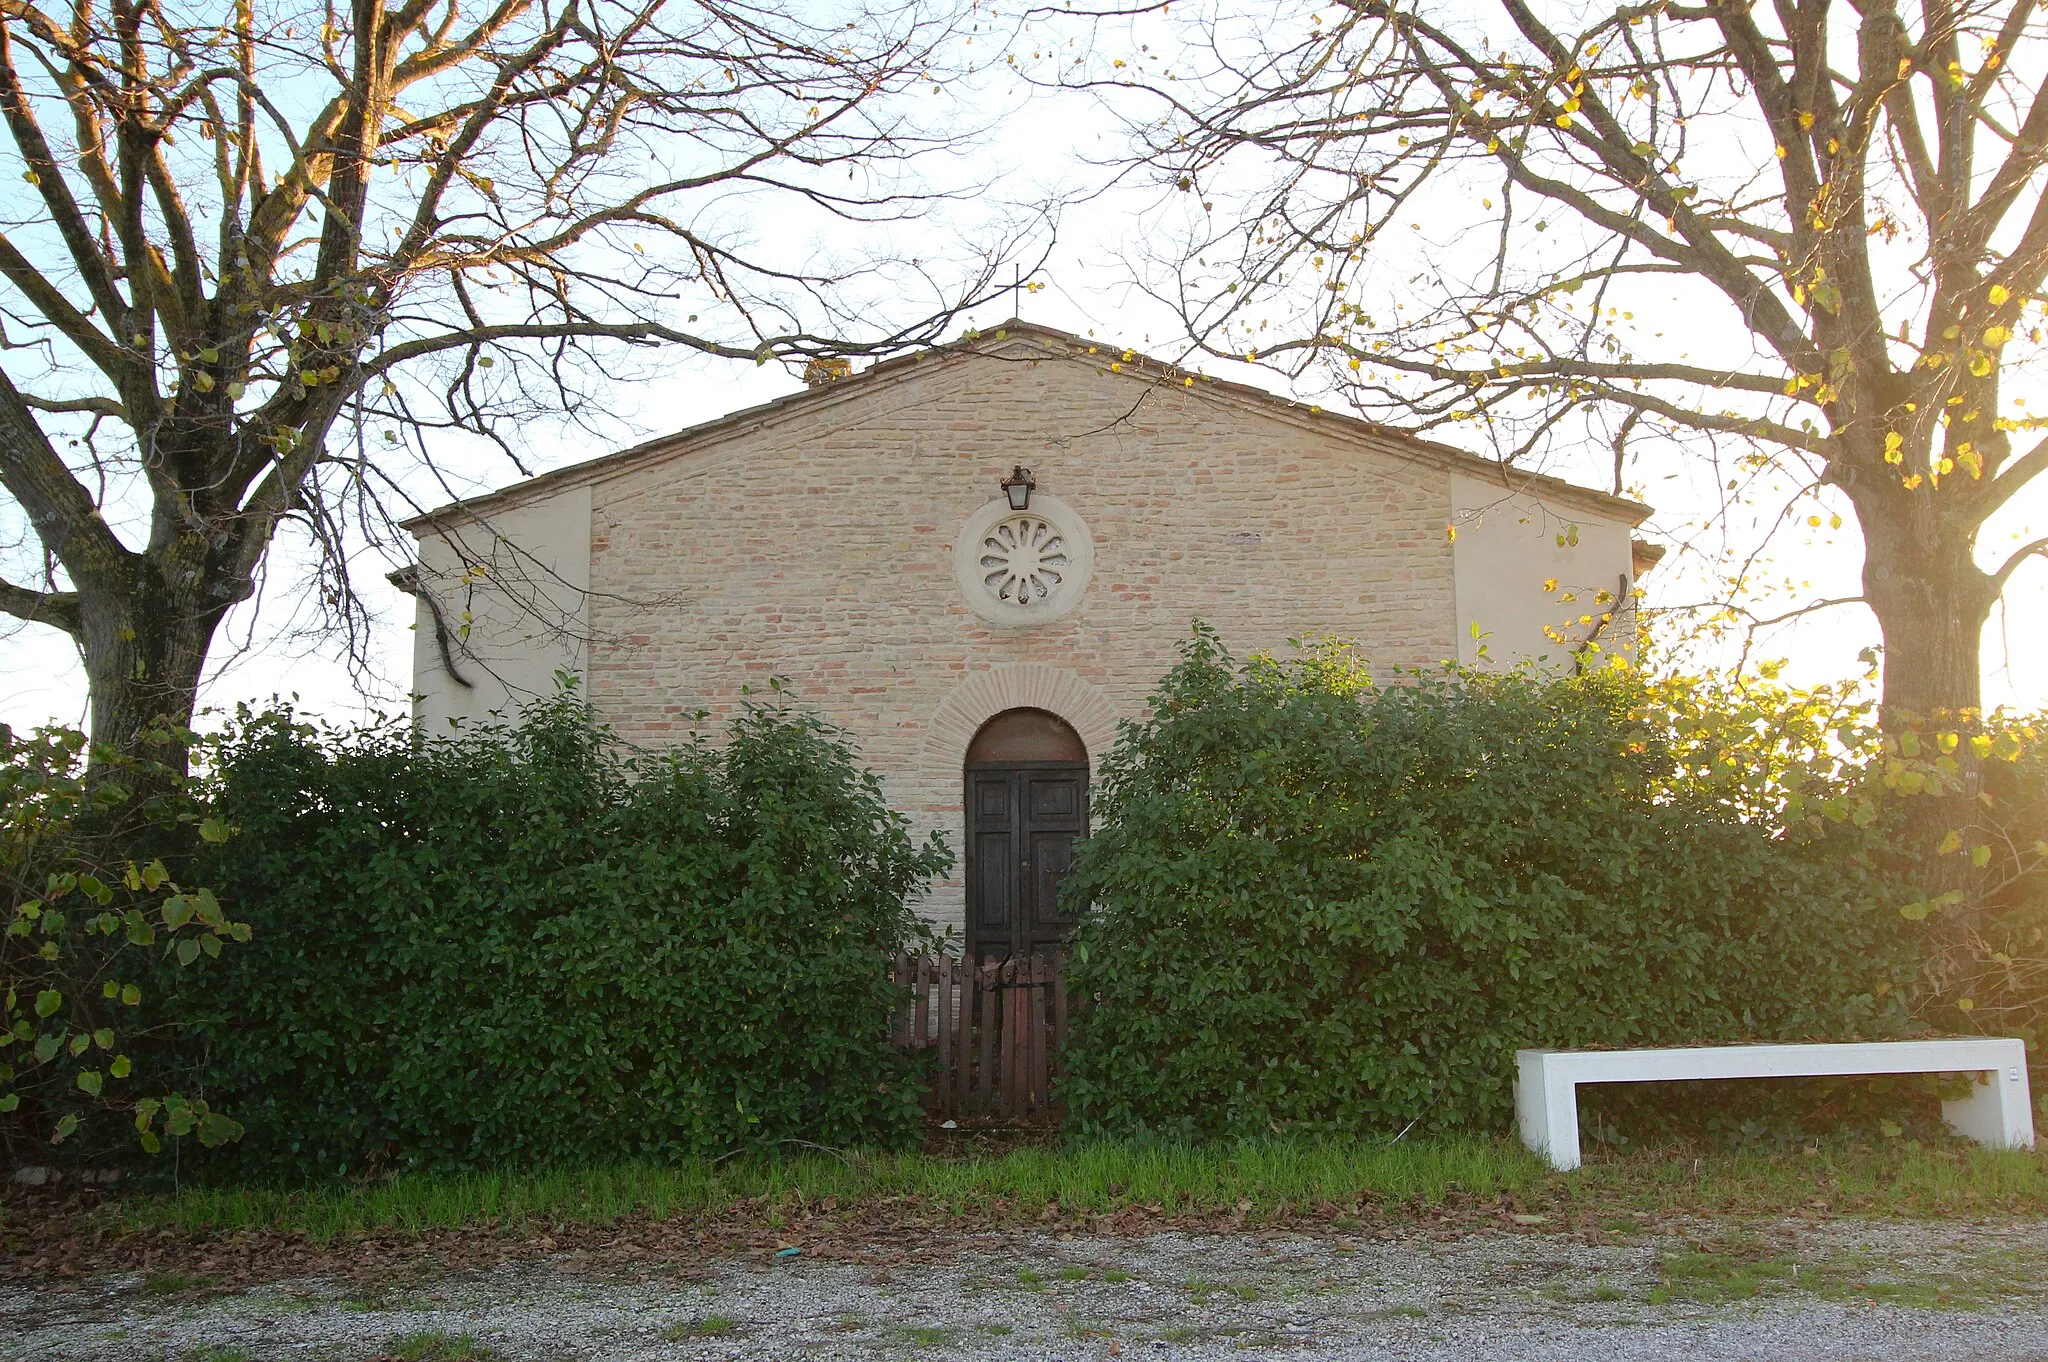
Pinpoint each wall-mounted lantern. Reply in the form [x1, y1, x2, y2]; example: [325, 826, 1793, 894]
[1001, 465, 1036, 511]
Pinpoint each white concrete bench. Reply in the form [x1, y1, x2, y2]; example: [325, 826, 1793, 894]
[1516, 1038, 2035, 1171]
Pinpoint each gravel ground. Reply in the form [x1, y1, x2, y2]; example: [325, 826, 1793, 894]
[7, 1219, 2048, 1361]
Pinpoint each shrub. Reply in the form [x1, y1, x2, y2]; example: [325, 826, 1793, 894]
[1, 723, 246, 1167]
[1926, 714, 2048, 1045]
[1059, 630, 1920, 1141]
[182, 689, 947, 1178]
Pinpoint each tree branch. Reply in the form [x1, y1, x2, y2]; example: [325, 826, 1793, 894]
[0, 572, 79, 634]
[1989, 535, 2048, 596]
[0, 366, 133, 592]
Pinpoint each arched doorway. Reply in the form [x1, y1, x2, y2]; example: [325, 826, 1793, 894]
[964, 708, 1088, 961]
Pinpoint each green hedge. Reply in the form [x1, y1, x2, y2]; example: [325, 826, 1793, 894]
[1059, 631, 1921, 1141]
[181, 692, 947, 1178]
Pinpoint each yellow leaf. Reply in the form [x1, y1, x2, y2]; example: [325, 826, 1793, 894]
[1971, 844, 1992, 868]
[1957, 997, 1975, 1012]
[1989, 283, 2011, 305]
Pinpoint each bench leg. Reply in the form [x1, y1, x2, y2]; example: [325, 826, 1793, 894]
[1941, 1054, 2035, 1152]
[1516, 1053, 1582, 1171]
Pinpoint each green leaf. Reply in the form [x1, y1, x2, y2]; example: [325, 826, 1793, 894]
[33, 1033, 60, 1063]
[196, 1112, 245, 1147]
[33, 989, 60, 1017]
[176, 938, 201, 966]
[121, 984, 141, 1006]
[198, 818, 231, 845]
[77, 1069, 103, 1096]
[110, 1055, 131, 1079]
[0, 1093, 17, 1112]
[52, 1112, 79, 1143]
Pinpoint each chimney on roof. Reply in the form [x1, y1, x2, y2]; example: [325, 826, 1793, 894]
[803, 357, 853, 388]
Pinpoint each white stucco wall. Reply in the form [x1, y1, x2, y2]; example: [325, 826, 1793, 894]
[1449, 472, 1640, 671]
[408, 484, 592, 730]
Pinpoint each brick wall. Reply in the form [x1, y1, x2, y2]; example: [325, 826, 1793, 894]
[582, 337, 1470, 939]
[412, 330, 1646, 942]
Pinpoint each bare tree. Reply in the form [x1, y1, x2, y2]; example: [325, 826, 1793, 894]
[0, 0, 1024, 771]
[1080, 0, 2048, 731]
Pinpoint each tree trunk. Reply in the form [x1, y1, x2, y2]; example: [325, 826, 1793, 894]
[1856, 496, 1997, 905]
[75, 570, 225, 782]
[1858, 513, 1994, 724]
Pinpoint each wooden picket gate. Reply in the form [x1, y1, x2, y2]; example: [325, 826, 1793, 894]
[890, 951, 1068, 1123]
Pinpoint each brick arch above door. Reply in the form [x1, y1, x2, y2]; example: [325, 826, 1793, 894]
[921, 664, 1121, 776]
[898, 665, 1122, 941]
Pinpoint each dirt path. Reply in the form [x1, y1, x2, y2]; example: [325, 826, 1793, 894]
[7, 1219, 2048, 1361]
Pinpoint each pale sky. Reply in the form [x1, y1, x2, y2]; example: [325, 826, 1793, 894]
[3, 1, 2043, 735]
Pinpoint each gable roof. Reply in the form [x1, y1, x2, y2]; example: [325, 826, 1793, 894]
[402, 319, 1654, 532]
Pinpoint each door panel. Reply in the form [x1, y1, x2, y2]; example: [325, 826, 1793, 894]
[969, 774, 1015, 943]
[1028, 830, 1077, 935]
[966, 763, 1087, 960]
[1029, 779, 1077, 818]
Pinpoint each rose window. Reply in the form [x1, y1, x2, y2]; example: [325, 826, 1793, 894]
[954, 493, 1091, 627]
[979, 516, 1069, 609]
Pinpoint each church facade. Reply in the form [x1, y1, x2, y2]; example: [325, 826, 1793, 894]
[401, 323, 1656, 952]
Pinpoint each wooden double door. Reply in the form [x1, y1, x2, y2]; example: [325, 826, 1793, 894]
[965, 761, 1087, 961]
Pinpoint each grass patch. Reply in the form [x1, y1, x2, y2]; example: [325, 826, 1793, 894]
[95, 1138, 1536, 1244]
[384, 1331, 498, 1362]
[659, 1315, 739, 1340]
[40, 1137, 2048, 1250]
[1804, 1246, 2048, 1311]
[143, 1271, 218, 1296]
[886, 1323, 958, 1348]
[1649, 1248, 1796, 1304]
[1645, 1240, 2048, 1312]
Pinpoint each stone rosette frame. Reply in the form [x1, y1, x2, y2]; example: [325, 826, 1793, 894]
[953, 494, 1095, 627]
